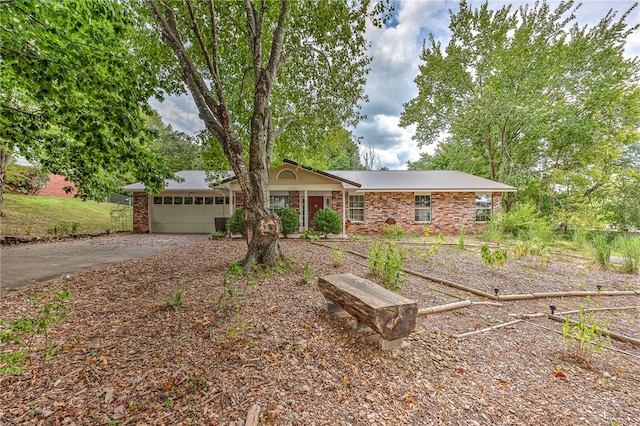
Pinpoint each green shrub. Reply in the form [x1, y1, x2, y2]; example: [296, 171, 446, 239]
[369, 241, 406, 290]
[381, 224, 405, 238]
[312, 208, 341, 237]
[276, 207, 300, 238]
[228, 208, 245, 236]
[616, 234, 640, 274]
[562, 307, 610, 360]
[480, 244, 507, 269]
[502, 203, 552, 240]
[590, 232, 610, 270]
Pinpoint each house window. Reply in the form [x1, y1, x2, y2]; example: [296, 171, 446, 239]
[174, 197, 183, 205]
[195, 197, 203, 205]
[476, 194, 492, 222]
[153, 197, 162, 205]
[215, 196, 229, 205]
[269, 195, 289, 213]
[163, 196, 173, 205]
[415, 195, 431, 222]
[277, 169, 297, 180]
[184, 197, 193, 205]
[348, 195, 365, 222]
[205, 197, 214, 205]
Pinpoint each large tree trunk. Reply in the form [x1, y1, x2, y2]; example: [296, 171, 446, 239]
[0, 147, 12, 218]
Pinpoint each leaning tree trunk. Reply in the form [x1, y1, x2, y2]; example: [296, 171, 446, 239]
[0, 147, 12, 217]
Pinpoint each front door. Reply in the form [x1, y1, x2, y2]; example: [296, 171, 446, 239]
[307, 196, 324, 229]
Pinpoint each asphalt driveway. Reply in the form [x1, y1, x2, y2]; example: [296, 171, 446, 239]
[0, 233, 209, 291]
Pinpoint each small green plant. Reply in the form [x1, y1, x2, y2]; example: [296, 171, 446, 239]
[276, 207, 300, 238]
[369, 241, 406, 290]
[457, 227, 466, 249]
[331, 245, 345, 267]
[210, 230, 226, 239]
[218, 260, 248, 307]
[590, 233, 611, 270]
[480, 244, 507, 269]
[616, 234, 640, 274]
[0, 290, 73, 374]
[228, 208, 246, 236]
[381, 224, 405, 238]
[562, 307, 610, 361]
[422, 226, 430, 238]
[300, 262, 314, 285]
[299, 229, 321, 240]
[46, 221, 81, 236]
[165, 291, 184, 311]
[312, 208, 342, 237]
[481, 217, 504, 242]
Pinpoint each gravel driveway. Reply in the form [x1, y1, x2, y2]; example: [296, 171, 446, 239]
[0, 233, 209, 291]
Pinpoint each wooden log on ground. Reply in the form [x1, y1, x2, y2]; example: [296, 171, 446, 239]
[318, 273, 417, 341]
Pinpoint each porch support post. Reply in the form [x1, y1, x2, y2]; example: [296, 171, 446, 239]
[304, 190, 308, 229]
[342, 189, 346, 238]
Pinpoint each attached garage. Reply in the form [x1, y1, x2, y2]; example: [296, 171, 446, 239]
[149, 192, 230, 233]
[125, 171, 234, 234]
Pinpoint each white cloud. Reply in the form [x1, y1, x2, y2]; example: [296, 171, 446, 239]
[149, 95, 203, 135]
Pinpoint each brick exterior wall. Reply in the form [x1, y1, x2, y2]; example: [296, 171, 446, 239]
[288, 191, 300, 214]
[132, 193, 149, 233]
[37, 174, 77, 198]
[345, 192, 504, 235]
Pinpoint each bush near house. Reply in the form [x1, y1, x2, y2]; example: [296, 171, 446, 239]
[228, 208, 245, 236]
[277, 207, 300, 238]
[312, 208, 341, 237]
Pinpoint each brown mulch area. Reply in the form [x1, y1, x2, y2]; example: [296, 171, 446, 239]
[1, 237, 639, 425]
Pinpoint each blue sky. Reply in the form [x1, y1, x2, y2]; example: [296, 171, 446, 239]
[151, 0, 640, 170]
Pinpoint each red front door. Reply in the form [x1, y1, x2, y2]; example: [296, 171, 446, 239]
[308, 196, 324, 229]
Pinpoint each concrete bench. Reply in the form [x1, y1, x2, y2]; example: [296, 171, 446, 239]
[318, 273, 417, 349]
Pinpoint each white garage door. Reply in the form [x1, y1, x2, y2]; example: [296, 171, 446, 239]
[150, 193, 229, 233]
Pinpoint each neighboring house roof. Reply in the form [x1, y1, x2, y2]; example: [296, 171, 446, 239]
[326, 170, 517, 192]
[124, 163, 516, 193]
[123, 170, 233, 192]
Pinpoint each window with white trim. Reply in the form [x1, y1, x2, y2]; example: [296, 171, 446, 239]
[475, 194, 492, 222]
[269, 195, 289, 213]
[348, 195, 365, 222]
[414, 195, 431, 222]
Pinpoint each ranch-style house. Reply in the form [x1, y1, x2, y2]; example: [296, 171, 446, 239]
[124, 159, 517, 236]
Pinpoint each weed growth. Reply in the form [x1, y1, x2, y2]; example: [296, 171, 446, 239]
[0, 290, 73, 374]
[369, 241, 406, 291]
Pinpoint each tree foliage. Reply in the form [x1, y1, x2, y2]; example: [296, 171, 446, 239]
[0, 0, 174, 215]
[145, 111, 204, 172]
[142, 0, 388, 267]
[401, 0, 640, 228]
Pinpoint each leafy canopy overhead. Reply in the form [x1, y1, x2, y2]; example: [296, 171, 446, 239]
[143, 0, 391, 266]
[0, 0, 173, 200]
[401, 0, 640, 228]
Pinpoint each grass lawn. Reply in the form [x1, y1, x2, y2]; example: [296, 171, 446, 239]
[0, 194, 132, 236]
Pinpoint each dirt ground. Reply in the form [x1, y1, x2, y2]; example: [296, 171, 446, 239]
[1, 236, 639, 425]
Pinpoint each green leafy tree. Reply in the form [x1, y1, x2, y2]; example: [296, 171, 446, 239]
[401, 0, 640, 222]
[283, 128, 364, 171]
[145, 111, 204, 172]
[0, 0, 174, 215]
[143, 0, 389, 268]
